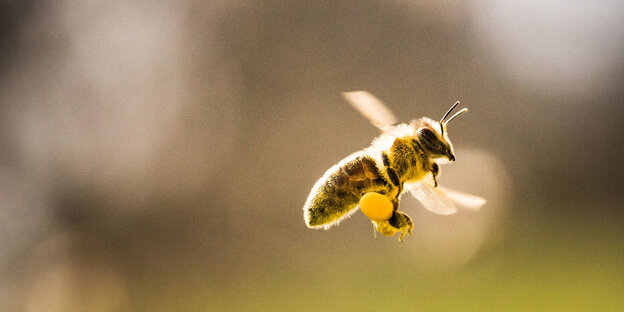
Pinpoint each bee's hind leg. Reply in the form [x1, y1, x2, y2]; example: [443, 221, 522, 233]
[389, 211, 413, 241]
[374, 186, 413, 241]
[372, 210, 413, 241]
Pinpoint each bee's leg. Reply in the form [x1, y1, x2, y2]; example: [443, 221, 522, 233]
[373, 211, 413, 241]
[381, 152, 400, 185]
[431, 163, 439, 187]
[373, 188, 413, 241]
[391, 198, 399, 211]
[377, 146, 414, 241]
[389, 211, 413, 241]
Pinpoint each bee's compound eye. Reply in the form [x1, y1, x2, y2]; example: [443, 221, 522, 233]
[418, 128, 437, 142]
[359, 192, 393, 221]
[418, 127, 446, 154]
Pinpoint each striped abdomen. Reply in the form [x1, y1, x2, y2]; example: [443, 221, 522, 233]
[303, 153, 390, 228]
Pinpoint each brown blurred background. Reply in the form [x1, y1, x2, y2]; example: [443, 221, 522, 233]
[1, 1, 623, 311]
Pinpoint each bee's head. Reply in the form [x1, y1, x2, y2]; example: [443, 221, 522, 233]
[412, 101, 468, 163]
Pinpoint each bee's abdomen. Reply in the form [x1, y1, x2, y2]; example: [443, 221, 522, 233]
[304, 155, 388, 228]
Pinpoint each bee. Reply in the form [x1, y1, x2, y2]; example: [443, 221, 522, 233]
[303, 91, 486, 241]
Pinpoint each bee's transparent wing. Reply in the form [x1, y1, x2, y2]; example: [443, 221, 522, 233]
[342, 91, 397, 132]
[438, 186, 487, 211]
[405, 179, 486, 215]
[405, 181, 458, 215]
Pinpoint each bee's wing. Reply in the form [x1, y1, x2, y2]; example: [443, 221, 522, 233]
[437, 186, 487, 211]
[405, 181, 458, 215]
[404, 180, 486, 215]
[342, 91, 397, 132]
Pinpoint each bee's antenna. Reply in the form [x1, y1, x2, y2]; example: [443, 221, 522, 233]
[440, 101, 460, 122]
[444, 108, 468, 125]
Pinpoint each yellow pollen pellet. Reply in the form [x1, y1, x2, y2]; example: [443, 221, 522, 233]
[359, 192, 393, 221]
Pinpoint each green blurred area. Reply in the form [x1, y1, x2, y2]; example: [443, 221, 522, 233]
[127, 207, 623, 312]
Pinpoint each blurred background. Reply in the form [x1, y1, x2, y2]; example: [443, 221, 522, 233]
[1, 1, 623, 311]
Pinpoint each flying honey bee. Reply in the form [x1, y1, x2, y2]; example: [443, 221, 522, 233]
[303, 91, 486, 241]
